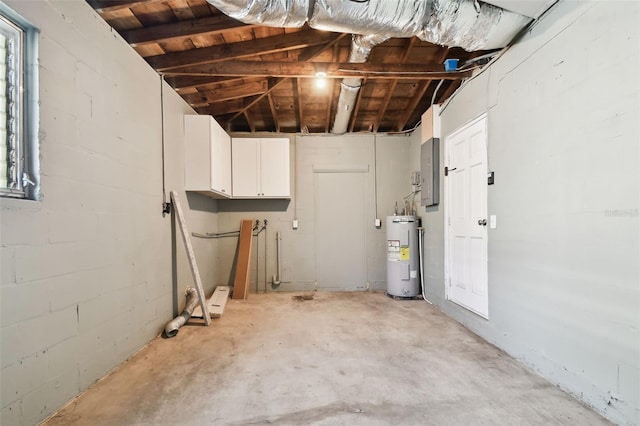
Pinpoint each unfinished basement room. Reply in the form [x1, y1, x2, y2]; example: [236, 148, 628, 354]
[0, 0, 638, 425]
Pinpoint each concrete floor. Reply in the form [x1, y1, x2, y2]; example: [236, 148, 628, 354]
[43, 292, 609, 426]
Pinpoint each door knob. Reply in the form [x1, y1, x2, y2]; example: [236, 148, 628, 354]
[478, 219, 487, 226]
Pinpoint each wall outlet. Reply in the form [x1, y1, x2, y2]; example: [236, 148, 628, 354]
[375, 218, 381, 228]
[292, 219, 298, 229]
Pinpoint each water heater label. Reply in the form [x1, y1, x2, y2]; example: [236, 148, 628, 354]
[400, 246, 410, 261]
[387, 240, 400, 260]
[410, 270, 417, 278]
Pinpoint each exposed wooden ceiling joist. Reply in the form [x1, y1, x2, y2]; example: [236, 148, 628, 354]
[183, 79, 269, 106]
[148, 29, 339, 71]
[167, 61, 471, 80]
[225, 77, 287, 126]
[122, 14, 256, 46]
[297, 33, 348, 62]
[396, 80, 431, 131]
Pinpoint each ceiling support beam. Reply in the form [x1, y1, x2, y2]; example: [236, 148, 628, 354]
[224, 78, 287, 126]
[148, 29, 338, 71]
[324, 78, 336, 133]
[244, 111, 255, 132]
[165, 61, 471, 80]
[195, 97, 258, 116]
[296, 33, 347, 62]
[396, 80, 431, 131]
[267, 93, 280, 133]
[122, 14, 256, 47]
[182, 79, 269, 106]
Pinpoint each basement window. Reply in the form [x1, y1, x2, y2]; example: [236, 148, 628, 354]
[0, 3, 38, 200]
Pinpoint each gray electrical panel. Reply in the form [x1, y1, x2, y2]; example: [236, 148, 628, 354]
[421, 137, 439, 206]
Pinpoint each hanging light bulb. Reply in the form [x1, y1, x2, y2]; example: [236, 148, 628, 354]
[315, 71, 328, 89]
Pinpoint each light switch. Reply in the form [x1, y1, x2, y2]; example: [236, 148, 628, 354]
[292, 219, 298, 229]
[489, 215, 497, 229]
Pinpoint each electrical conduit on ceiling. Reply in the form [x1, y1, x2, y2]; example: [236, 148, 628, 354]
[205, 0, 531, 133]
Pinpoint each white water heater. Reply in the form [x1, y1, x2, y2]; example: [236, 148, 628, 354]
[386, 216, 419, 297]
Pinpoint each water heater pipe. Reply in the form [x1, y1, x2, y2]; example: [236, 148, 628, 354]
[417, 227, 432, 304]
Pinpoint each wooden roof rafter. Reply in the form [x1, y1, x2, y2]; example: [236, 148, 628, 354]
[374, 37, 419, 132]
[122, 13, 257, 46]
[148, 28, 338, 71]
[396, 80, 431, 131]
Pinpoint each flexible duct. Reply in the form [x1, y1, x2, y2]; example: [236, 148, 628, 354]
[164, 287, 199, 338]
[206, 0, 530, 131]
[205, 0, 530, 51]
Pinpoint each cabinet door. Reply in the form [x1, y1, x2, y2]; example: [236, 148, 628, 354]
[184, 115, 212, 192]
[259, 138, 290, 197]
[232, 138, 259, 197]
[210, 120, 231, 196]
[218, 127, 232, 195]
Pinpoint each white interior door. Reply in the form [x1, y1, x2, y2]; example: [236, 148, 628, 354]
[315, 171, 367, 290]
[445, 115, 489, 318]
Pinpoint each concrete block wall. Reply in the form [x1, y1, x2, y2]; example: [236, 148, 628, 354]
[0, 2, 218, 425]
[414, 1, 639, 424]
[217, 134, 412, 293]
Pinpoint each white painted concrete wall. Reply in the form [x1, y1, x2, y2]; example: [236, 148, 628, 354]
[217, 134, 413, 293]
[0, 2, 218, 425]
[414, 1, 639, 424]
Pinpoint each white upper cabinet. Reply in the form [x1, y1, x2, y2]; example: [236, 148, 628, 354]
[184, 115, 232, 198]
[232, 137, 290, 198]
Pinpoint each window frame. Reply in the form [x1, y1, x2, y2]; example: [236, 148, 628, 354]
[0, 2, 39, 200]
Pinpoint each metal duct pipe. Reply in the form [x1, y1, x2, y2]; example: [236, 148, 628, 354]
[206, 0, 531, 131]
[332, 34, 387, 134]
[205, 0, 530, 51]
[164, 287, 199, 338]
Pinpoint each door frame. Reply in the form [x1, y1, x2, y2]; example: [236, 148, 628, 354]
[443, 113, 489, 317]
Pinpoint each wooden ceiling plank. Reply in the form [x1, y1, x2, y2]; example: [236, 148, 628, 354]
[397, 80, 431, 131]
[183, 79, 268, 105]
[88, 0, 166, 13]
[166, 0, 196, 20]
[267, 92, 280, 133]
[165, 61, 472, 79]
[122, 14, 257, 46]
[149, 29, 336, 71]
